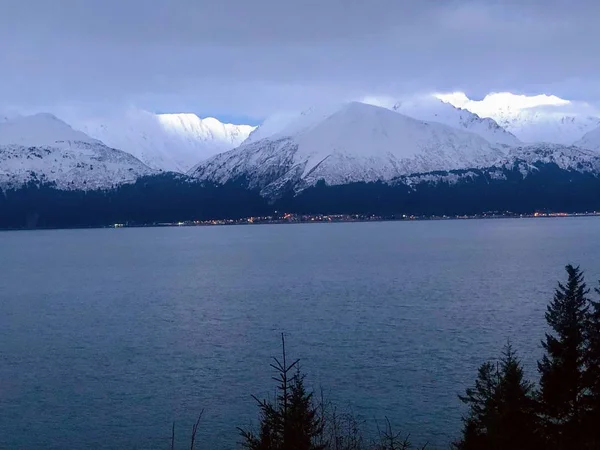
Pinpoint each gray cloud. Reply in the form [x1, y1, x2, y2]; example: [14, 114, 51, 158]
[1, 0, 599, 119]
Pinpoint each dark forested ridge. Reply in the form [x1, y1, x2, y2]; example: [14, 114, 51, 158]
[2, 163, 600, 230]
[282, 163, 600, 216]
[0, 174, 271, 230]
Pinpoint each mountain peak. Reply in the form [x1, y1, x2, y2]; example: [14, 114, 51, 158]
[343, 100, 381, 111]
[0, 113, 98, 147]
[325, 101, 413, 124]
[70, 110, 256, 173]
[391, 96, 521, 147]
[435, 92, 600, 144]
[32, 112, 61, 121]
[0, 113, 155, 191]
[192, 102, 506, 197]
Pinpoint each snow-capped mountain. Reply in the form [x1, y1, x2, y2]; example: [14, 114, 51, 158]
[436, 92, 600, 145]
[191, 102, 507, 196]
[491, 112, 600, 145]
[245, 98, 520, 149]
[0, 113, 155, 190]
[0, 113, 100, 146]
[73, 110, 256, 173]
[391, 97, 521, 147]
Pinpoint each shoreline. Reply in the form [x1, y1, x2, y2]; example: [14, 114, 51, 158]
[1, 211, 599, 233]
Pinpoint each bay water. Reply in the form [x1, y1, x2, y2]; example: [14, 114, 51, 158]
[2, 218, 600, 448]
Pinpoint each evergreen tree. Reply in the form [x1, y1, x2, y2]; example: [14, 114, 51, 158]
[285, 369, 325, 449]
[454, 361, 499, 449]
[454, 343, 539, 450]
[582, 283, 600, 448]
[537, 264, 590, 449]
[239, 334, 326, 450]
[493, 344, 540, 449]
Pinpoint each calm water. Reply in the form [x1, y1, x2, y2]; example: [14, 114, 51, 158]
[2, 218, 600, 449]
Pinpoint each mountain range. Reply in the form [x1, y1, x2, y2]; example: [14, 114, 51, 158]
[0, 113, 155, 190]
[73, 110, 256, 172]
[2, 97, 600, 228]
[190, 102, 507, 196]
[436, 92, 600, 145]
[489, 110, 600, 145]
[391, 97, 522, 147]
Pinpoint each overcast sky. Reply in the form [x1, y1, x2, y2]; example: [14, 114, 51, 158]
[1, 0, 599, 122]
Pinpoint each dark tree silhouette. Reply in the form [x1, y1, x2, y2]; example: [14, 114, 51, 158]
[454, 361, 499, 450]
[493, 345, 540, 449]
[583, 283, 600, 448]
[239, 334, 326, 450]
[373, 417, 416, 450]
[285, 369, 325, 449]
[537, 265, 590, 449]
[454, 343, 539, 450]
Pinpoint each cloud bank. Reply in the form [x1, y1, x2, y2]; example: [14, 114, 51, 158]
[1, 0, 600, 119]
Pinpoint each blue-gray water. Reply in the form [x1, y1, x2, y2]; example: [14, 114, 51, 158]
[2, 218, 600, 449]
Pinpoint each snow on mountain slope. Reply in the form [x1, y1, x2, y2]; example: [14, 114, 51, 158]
[0, 113, 100, 146]
[391, 143, 600, 189]
[501, 144, 600, 174]
[242, 104, 339, 145]
[191, 102, 506, 196]
[437, 92, 600, 145]
[492, 112, 600, 145]
[246, 98, 521, 148]
[574, 125, 600, 153]
[0, 114, 155, 190]
[74, 110, 256, 172]
[391, 97, 521, 147]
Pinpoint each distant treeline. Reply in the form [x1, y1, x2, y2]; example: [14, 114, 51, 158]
[178, 264, 599, 449]
[0, 174, 271, 229]
[2, 163, 600, 229]
[281, 164, 600, 216]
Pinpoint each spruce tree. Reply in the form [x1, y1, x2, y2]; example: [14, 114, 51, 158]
[239, 334, 326, 450]
[454, 361, 500, 449]
[537, 264, 590, 449]
[454, 343, 539, 450]
[285, 369, 325, 450]
[493, 344, 540, 449]
[583, 284, 600, 448]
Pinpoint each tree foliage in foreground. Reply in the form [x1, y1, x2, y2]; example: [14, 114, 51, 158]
[238, 334, 426, 450]
[454, 344, 540, 450]
[537, 265, 590, 449]
[172, 264, 600, 449]
[454, 264, 600, 450]
[239, 334, 325, 450]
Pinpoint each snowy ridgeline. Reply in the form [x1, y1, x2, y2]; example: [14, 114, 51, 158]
[491, 113, 600, 146]
[395, 144, 600, 188]
[435, 92, 600, 146]
[391, 97, 522, 147]
[0, 114, 155, 190]
[191, 103, 507, 189]
[190, 102, 600, 197]
[74, 111, 256, 173]
[2, 99, 600, 194]
[0, 112, 253, 190]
